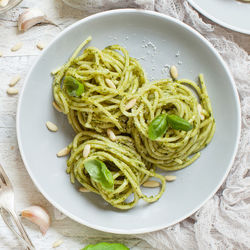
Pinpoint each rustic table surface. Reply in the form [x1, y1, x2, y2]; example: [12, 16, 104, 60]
[0, 0, 249, 250]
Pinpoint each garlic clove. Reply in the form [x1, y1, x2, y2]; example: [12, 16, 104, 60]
[18, 8, 50, 32]
[21, 206, 50, 235]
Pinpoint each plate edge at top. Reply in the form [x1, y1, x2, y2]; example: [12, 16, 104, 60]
[187, 0, 250, 35]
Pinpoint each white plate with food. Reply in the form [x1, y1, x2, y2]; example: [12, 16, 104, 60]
[17, 9, 241, 234]
[187, 0, 250, 34]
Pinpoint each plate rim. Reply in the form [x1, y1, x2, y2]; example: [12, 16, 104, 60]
[187, 0, 250, 35]
[16, 8, 241, 235]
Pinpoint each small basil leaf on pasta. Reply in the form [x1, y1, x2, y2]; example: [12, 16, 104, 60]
[167, 114, 193, 131]
[82, 242, 129, 250]
[63, 76, 84, 97]
[148, 114, 168, 140]
[84, 159, 114, 191]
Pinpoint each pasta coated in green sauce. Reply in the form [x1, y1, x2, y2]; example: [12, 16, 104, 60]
[131, 75, 215, 171]
[67, 132, 165, 209]
[52, 36, 215, 209]
[53, 36, 147, 133]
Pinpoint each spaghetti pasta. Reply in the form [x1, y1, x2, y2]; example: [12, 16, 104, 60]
[52, 36, 147, 133]
[52, 37, 215, 209]
[67, 131, 165, 209]
[131, 75, 215, 171]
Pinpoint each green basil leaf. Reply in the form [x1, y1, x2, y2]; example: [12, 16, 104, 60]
[167, 114, 193, 131]
[84, 159, 114, 191]
[63, 76, 84, 97]
[82, 242, 129, 250]
[101, 164, 114, 190]
[148, 114, 168, 140]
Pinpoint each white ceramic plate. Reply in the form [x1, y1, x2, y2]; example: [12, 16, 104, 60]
[17, 9, 241, 234]
[187, 0, 250, 34]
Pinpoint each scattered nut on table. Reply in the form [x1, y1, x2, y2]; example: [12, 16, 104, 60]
[6, 87, 18, 95]
[52, 239, 64, 248]
[9, 75, 21, 87]
[36, 42, 45, 50]
[11, 42, 23, 52]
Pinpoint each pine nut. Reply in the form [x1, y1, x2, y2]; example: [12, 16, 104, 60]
[83, 144, 91, 158]
[57, 147, 70, 157]
[143, 180, 160, 188]
[107, 129, 116, 141]
[165, 175, 176, 182]
[36, 42, 45, 50]
[9, 75, 21, 87]
[105, 78, 116, 89]
[11, 42, 23, 52]
[7, 87, 18, 95]
[197, 104, 202, 112]
[79, 187, 90, 193]
[170, 65, 178, 79]
[125, 98, 137, 110]
[46, 121, 58, 132]
[52, 239, 63, 248]
[52, 101, 62, 112]
[174, 158, 183, 164]
[197, 104, 205, 120]
[188, 115, 196, 123]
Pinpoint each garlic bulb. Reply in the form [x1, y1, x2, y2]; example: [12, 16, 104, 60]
[21, 206, 50, 235]
[18, 8, 50, 32]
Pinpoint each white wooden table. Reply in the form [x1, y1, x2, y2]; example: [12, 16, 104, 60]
[0, 0, 249, 249]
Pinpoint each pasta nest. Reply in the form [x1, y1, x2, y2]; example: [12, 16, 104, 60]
[53, 42, 147, 133]
[131, 75, 215, 171]
[66, 131, 165, 209]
